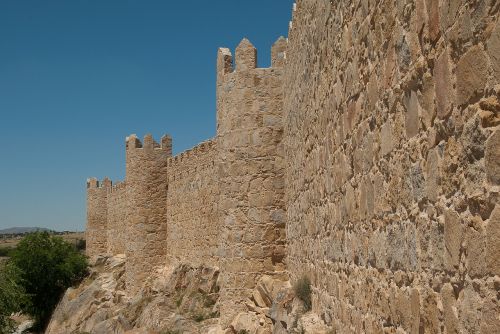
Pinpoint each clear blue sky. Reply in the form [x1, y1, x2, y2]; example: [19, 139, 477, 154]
[0, 0, 294, 231]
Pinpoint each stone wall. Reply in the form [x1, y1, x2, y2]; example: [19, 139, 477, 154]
[125, 134, 172, 295]
[86, 178, 110, 258]
[284, 0, 500, 332]
[106, 182, 127, 255]
[216, 38, 288, 327]
[85, 1, 500, 330]
[166, 139, 219, 267]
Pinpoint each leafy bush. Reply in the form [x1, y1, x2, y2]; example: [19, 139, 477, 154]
[0, 247, 15, 258]
[294, 276, 312, 311]
[10, 232, 88, 329]
[0, 262, 26, 333]
[75, 239, 86, 252]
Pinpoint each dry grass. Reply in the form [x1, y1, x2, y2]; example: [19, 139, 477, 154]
[0, 232, 85, 251]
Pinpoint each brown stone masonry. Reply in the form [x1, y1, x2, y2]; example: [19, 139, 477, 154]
[85, 38, 288, 326]
[166, 139, 219, 268]
[106, 182, 126, 256]
[284, 0, 499, 332]
[86, 0, 499, 331]
[125, 134, 172, 295]
[216, 37, 287, 327]
[86, 177, 111, 258]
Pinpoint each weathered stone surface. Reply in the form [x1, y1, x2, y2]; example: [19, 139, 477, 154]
[217, 38, 286, 327]
[404, 90, 420, 138]
[380, 121, 393, 156]
[125, 134, 171, 295]
[282, 1, 497, 333]
[426, 147, 441, 202]
[297, 313, 329, 334]
[444, 209, 462, 270]
[421, 72, 436, 128]
[252, 275, 290, 309]
[166, 139, 219, 267]
[86, 178, 111, 257]
[82, 1, 499, 332]
[481, 295, 500, 334]
[456, 45, 489, 106]
[486, 205, 500, 276]
[442, 283, 459, 334]
[487, 20, 500, 81]
[426, 0, 440, 41]
[465, 220, 486, 277]
[106, 182, 127, 255]
[434, 49, 453, 119]
[47, 256, 222, 334]
[458, 284, 482, 333]
[230, 312, 271, 334]
[235, 38, 257, 71]
[485, 129, 500, 185]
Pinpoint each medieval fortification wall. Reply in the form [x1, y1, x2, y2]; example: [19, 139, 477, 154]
[87, 0, 499, 332]
[106, 181, 127, 255]
[166, 139, 219, 268]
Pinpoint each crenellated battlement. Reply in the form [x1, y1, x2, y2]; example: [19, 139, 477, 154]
[167, 139, 217, 183]
[288, 2, 297, 31]
[167, 138, 216, 167]
[108, 181, 126, 194]
[217, 36, 288, 81]
[126, 133, 172, 154]
[86, 177, 112, 189]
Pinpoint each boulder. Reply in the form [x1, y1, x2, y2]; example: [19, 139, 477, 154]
[297, 313, 329, 334]
[230, 312, 272, 334]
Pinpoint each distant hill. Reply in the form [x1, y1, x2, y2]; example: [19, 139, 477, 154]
[0, 227, 51, 235]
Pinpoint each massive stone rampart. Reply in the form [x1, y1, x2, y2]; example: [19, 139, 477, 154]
[125, 134, 172, 294]
[86, 177, 111, 258]
[284, 0, 499, 332]
[216, 38, 287, 326]
[166, 139, 219, 267]
[85, 40, 287, 314]
[86, 0, 499, 331]
[106, 181, 127, 255]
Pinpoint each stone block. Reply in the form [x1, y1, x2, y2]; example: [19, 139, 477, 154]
[425, 147, 441, 202]
[485, 129, 500, 185]
[487, 19, 500, 81]
[434, 48, 453, 119]
[456, 45, 488, 106]
[380, 121, 393, 156]
[404, 90, 420, 138]
[486, 205, 500, 276]
[444, 209, 463, 271]
[465, 222, 486, 278]
[425, 0, 440, 41]
[458, 284, 482, 333]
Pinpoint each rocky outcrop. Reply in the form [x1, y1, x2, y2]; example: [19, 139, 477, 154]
[46, 255, 221, 334]
[227, 274, 332, 334]
[47, 258, 338, 334]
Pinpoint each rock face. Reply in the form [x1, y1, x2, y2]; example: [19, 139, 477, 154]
[46, 256, 221, 334]
[83, 0, 500, 332]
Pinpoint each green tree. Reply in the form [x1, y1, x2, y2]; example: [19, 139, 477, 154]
[10, 232, 88, 329]
[0, 262, 26, 334]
